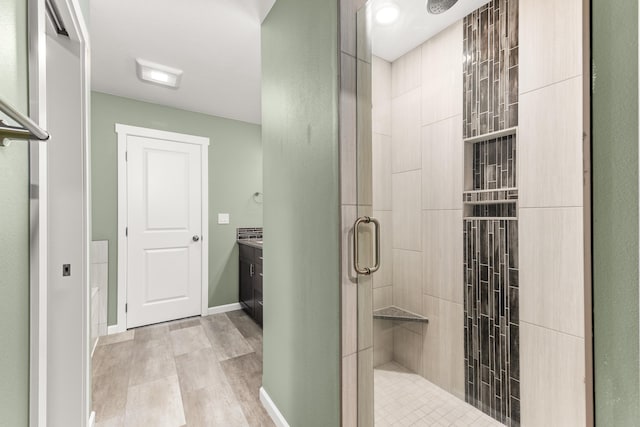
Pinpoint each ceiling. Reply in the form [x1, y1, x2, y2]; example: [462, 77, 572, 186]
[371, 0, 491, 62]
[90, 0, 276, 125]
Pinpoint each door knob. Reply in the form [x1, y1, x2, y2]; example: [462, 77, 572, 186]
[193, 235, 200, 242]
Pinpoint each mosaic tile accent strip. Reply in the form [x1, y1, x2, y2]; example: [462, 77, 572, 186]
[464, 219, 520, 426]
[463, 0, 519, 138]
[236, 227, 263, 240]
[464, 189, 518, 203]
[462, 2, 519, 419]
[472, 134, 517, 191]
[471, 203, 517, 218]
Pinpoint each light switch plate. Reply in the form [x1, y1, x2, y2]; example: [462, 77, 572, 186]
[218, 213, 230, 224]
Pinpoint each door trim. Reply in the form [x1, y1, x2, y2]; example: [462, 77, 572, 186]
[28, 1, 48, 424]
[28, 0, 91, 424]
[113, 124, 210, 333]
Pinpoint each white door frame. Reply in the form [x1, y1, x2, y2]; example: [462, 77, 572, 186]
[28, 0, 91, 425]
[28, 1, 48, 424]
[112, 124, 210, 333]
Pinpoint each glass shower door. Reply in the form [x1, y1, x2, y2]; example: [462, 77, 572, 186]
[353, 0, 591, 426]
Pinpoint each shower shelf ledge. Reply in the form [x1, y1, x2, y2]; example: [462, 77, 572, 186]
[373, 306, 428, 323]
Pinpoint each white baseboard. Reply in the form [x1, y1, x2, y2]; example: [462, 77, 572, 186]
[107, 324, 125, 335]
[106, 303, 241, 333]
[206, 302, 242, 316]
[260, 387, 290, 427]
[88, 411, 95, 427]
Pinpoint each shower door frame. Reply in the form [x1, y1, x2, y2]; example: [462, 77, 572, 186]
[583, 0, 593, 424]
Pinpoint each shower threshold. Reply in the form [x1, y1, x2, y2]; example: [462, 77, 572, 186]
[373, 306, 428, 323]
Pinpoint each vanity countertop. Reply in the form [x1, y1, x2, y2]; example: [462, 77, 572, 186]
[237, 239, 263, 249]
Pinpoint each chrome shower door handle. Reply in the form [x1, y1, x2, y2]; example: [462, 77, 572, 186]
[369, 217, 381, 273]
[353, 216, 381, 275]
[353, 217, 369, 275]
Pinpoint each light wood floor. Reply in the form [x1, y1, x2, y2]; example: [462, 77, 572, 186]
[92, 310, 274, 427]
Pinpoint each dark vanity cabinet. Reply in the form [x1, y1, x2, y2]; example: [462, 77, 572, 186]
[253, 261, 263, 326]
[239, 252, 253, 314]
[239, 243, 263, 326]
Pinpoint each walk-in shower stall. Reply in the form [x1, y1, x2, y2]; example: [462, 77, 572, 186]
[343, 0, 591, 425]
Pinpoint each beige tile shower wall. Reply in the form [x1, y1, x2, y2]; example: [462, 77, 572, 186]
[518, 0, 586, 424]
[422, 295, 465, 400]
[392, 170, 422, 251]
[387, 21, 465, 398]
[372, 56, 394, 369]
[372, 57, 394, 290]
[373, 57, 392, 138]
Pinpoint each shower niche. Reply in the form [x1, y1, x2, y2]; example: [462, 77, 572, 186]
[463, 128, 520, 426]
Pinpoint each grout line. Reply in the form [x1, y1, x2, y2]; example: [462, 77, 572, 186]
[519, 205, 585, 210]
[342, 349, 359, 358]
[373, 130, 392, 138]
[421, 293, 465, 307]
[391, 167, 422, 174]
[519, 320, 585, 340]
[518, 73, 583, 96]
[391, 248, 422, 253]
[340, 51, 357, 60]
[420, 113, 464, 128]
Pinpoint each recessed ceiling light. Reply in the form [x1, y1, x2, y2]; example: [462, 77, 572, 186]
[375, 2, 400, 25]
[149, 69, 171, 84]
[136, 59, 183, 89]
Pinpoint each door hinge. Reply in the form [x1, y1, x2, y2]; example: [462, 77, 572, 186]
[125, 226, 128, 237]
[125, 151, 128, 161]
[125, 303, 128, 313]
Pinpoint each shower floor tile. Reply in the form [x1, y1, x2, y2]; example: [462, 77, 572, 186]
[374, 362, 504, 427]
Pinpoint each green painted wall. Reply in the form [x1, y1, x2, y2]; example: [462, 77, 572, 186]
[261, 0, 341, 425]
[593, 0, 640, 424]
[0, 0, 30, 425]
[91, 92, 262, 325]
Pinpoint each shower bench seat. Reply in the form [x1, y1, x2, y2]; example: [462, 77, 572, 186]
[373, 306, 429, 323]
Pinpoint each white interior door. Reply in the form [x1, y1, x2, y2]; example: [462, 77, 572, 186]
[126, 135, 203, 328]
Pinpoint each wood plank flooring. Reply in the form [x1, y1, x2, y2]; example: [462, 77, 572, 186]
[92, 310, 273, 427]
